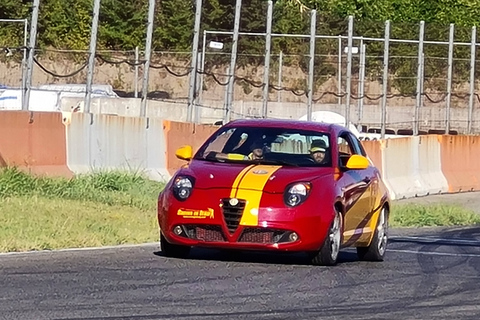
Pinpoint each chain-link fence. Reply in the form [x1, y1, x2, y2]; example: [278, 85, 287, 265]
[0, 19, 28, 93]
[2, 0, 480, 135]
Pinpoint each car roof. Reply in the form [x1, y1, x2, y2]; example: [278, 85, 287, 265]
[224, 118, 349, 135]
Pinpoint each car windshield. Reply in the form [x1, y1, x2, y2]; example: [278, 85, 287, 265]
[194, 126, 332, 167]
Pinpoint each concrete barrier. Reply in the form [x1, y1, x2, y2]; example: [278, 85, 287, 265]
[0, 111, 72, 177]
[361, 140, 383, 174]
[381, 135, 449, 200]
[438, 135, 480, 192]
[64, 112, 171, 181]
[416, 135, 449, 195]
[5, 111, 480, 201]
[163, 120, 219, 176]
[379, 137, 415, 199]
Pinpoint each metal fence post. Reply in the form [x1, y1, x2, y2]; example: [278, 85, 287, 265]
[187, 0, 202, 123]
[306, 9, 316, 122]
[414, 21, 425, 136]
[357, 42, 366, 124]
[337, 36, 342, 108]
[420, 52, 425, 114]
[345, 16, 354, 127]
[445, 23, 455, 134]
[468, 26, 476, 134]
[134, 46, 139, 98]
[224, 0, 242, 123]
[140, 0, 156, 118]
[21, 18, 28, 108]
[84, 0, 101, 114]
[261, 0, 273, 118]
[381, 20, 390, 139]
[198, 30, 207, 107]
[194, 51, 202, 123]
[24, 0, 41, 111]
[277, 51, 283, 102]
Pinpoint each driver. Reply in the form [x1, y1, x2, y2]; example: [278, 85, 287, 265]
[309, 139, 328, 164]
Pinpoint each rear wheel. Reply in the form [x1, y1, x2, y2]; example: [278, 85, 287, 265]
[357, 206, 388, 261]
[160, 233, 191, 258]
[311, 208, 343, 266]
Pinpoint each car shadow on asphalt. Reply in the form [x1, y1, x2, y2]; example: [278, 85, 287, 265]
[389, 226, 480, 247]
[153, 248, 360, 266]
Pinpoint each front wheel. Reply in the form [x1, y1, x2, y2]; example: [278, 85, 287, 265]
[310, 208, 343, 266]
[160, 233, 191, 258]
[357, 206, 389, 261]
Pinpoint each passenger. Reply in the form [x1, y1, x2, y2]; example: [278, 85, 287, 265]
[247, 141, 265, 160]
[309, 139, 328, 164]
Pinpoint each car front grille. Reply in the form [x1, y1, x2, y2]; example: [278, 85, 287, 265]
[238, 228, 289, 244]
[184, 225, 226, 242]
[221, 198, 246, 234]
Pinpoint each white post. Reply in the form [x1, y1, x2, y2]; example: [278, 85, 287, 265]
[306, 10, 317, 121]
[24, 0, 41, 111]
[261, 0, 273, 118]
[277, 51, 283, 103]
[414, 21, 425, 135]
[187, 0, 203, 123]
[140, 0, 156, 118]
[84, 0, 101, 114]
[224, 0, 242, 123]
[134, 46, 139, 98]
[345, 16, 354, 127]
[468, 26, 477, 134]
[381, 20, 390, 139]
[357, 42, 366, 124]
[445, 23, 455, 134]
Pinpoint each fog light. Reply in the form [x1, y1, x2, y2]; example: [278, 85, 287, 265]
[286, 194, 300, 206]
[173, 226, 183, 235]
[289, 232, 299, 242]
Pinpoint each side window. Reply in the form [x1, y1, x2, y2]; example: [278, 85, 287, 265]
[347, 133, 367, 156]
[337, 133, 356, 167]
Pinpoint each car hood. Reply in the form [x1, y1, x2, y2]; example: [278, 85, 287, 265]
[181, 160, 333, 193]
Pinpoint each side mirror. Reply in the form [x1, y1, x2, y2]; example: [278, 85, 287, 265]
[175, 145, 193, 161]
[345, 154, 369, 170]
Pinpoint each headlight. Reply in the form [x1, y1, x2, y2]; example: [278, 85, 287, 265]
[172, 176, 194, 201]
[284, 182, 311, 207]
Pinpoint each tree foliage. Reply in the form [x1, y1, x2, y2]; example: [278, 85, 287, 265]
[1, 0, 478, 50]
[1, 0, 479, 92]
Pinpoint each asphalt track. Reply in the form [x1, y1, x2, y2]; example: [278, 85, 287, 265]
[1, 225, 480, 320]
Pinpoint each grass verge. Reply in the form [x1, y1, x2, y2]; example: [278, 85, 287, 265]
[0, 196, 158, 252]
[0, 167, 164, 252]
[390, 203, 480, 227]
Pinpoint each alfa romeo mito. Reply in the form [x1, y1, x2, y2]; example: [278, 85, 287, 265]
[157, 119, 391, 265]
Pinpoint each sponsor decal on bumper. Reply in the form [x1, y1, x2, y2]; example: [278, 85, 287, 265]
[177, 208, 215, 219]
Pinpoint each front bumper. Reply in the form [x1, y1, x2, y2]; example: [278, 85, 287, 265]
[158, 189, 332, 252]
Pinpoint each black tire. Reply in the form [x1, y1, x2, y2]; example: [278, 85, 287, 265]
[160, 233, 191, 258]
[357, 206, 389, 261]
[311, 208, 343, 266]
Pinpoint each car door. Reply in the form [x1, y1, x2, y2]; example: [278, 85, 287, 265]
[337, 132, 376, 246]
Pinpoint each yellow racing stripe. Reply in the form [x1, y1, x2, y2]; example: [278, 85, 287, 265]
[231, 165, 281, 227]
[229, 164, 255, 198]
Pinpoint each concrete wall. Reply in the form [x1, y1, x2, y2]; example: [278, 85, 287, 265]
[60, 97, 480, 134]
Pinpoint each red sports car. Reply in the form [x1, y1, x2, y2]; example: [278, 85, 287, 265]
[157, 119, 391, 265]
